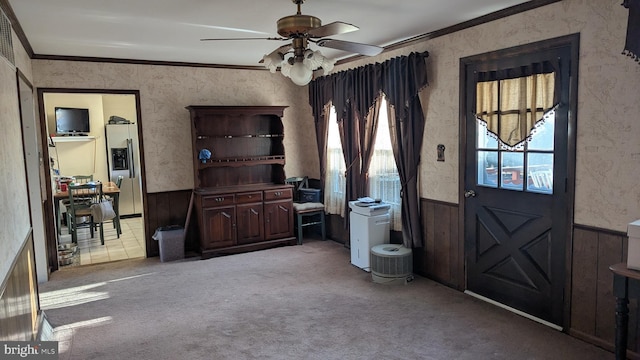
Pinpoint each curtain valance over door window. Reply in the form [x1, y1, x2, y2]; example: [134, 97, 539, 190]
[475, 61, 559, 149]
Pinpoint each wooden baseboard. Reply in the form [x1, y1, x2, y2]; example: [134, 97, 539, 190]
[569, 328, 635, 359]
[200, 237, 296, 259]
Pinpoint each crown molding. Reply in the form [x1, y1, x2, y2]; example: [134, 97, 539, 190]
[3, 0, 562, 69]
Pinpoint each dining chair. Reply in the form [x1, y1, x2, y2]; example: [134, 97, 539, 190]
[73, 174, 94, 184]
[62, 175, 95, 219]
[286, 176, 326, 245]
[105, 175, 124, 236]
[285, 176, 308, 202]
[64, 174, 95, 204]
[67, 183, 105, 245]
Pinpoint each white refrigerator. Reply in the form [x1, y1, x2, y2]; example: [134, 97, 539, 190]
[105, 123, 142, 216]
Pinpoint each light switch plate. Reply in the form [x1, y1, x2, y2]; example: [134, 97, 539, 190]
[437, 144, 445, 162]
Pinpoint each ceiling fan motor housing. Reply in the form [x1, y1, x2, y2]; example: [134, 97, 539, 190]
[277, 15, 321, 37]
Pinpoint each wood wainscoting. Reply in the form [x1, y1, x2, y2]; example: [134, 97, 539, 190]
[416, 198, 463, 290]
[145, 190, 199, 258]
[0, 230, 40, 341]
[569, 224, 636, 356]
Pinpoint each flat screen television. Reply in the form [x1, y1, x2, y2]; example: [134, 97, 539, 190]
[55, 107, 90, 135]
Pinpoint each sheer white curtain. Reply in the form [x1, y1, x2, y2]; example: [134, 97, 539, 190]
[368, 97, 401, 230]
[324, 106, 346, 217]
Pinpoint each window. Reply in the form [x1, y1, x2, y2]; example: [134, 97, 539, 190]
[475, 72, 557, 195]
[324, 106, 347, 216]
[324, 98, 402, 230]
[476, 109, 555, 194]
[369, 97, 401, 230]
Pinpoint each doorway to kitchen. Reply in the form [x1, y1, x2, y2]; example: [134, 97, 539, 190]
[38, 88, 147, 272]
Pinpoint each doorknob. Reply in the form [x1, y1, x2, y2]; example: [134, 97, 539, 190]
[464, 190, 477, 198]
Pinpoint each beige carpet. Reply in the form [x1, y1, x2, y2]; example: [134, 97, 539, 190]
[39, 239, 610, 360]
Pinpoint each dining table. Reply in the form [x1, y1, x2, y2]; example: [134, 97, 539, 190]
[54, 181, 121, 236]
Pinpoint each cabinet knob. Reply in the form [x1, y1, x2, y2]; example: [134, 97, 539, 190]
[275, 191, 281, 196]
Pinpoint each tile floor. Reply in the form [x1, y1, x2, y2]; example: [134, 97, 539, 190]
[58, 217, 146, 267]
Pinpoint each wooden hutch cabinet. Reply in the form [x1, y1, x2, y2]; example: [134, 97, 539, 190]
[186, 106, 295, 259]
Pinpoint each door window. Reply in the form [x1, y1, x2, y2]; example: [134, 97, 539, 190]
[476, 105, 555, 194]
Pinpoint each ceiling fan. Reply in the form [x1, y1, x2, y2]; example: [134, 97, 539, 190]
[200, 0, 384, 85]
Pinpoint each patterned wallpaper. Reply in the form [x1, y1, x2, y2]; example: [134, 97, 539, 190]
[12, 31, 32, 81]
[32, 63, 320, 193]
[32, 0, 640, 232]
[0, 56, 31, 280]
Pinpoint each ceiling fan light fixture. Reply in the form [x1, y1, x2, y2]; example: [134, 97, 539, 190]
[288, 60, 313, 86]
[303, 50, 335, 75]
[261, 52, 285, 73]
[320, 56, 336, 75]
[280, 60, 293, 77]
[201, 0, 383, 83]
[272, 49, 335, 85]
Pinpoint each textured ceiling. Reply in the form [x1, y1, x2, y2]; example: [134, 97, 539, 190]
[7, 0, 533, 66]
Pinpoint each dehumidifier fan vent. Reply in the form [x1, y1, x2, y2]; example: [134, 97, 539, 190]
[370, 244, 413, 285]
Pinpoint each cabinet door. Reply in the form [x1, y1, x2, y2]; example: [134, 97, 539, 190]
[202, 206, 236, 249]
[237, 203, 264, 245]
[264, 200, 293, 240]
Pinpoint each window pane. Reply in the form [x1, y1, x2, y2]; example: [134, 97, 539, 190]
[477, 119, 498, 149]
[501, 152, 524, 191]
[369, 150, 400, 205]
[528, 111, 555, 151]
[527, 153, 553, 194]
[477, 151, 498, 188]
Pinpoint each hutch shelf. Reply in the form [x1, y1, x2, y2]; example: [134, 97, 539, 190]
[186, 105, 295, 259]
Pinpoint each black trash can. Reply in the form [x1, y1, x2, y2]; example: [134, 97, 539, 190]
[152, 225, 185, 262]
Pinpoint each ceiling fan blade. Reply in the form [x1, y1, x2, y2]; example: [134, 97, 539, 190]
[200, 37, 286, 41]
[307, 21, 359, 38]
[316, 39, 383, 56]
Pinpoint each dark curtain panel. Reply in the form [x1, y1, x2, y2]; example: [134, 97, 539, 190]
[335, 64, 385, 202]
[381, 52, 430, 248]
[309, 79, 333, 191]
[359, 96, 382, 193]
[350, 64, 384, 203]
[308, 51, 429, 245]
[337, 101, 361, 218]
[622, 0, 640, 63]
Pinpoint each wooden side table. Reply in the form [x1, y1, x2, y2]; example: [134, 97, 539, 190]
[610, 263, 640, 360]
